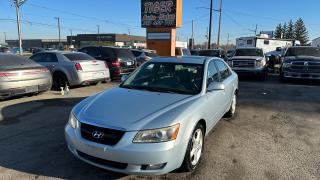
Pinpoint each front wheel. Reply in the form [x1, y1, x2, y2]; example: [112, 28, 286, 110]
[180, 123, 204, 172]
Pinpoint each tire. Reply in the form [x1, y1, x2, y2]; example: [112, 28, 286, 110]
[224, 92, 237, 119]
[180, 123, 205, 172]
[53, 72, 69, 90]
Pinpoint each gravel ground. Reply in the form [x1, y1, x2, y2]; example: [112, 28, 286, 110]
[0, 77, 319, 180]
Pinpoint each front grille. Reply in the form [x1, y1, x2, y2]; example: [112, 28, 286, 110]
[77, 150, 128, 169]
[232, 60, 255, 68]
[289, 61, 320, 73]
[80, 123, 125, 146]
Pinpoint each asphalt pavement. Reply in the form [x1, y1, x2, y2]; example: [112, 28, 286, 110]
[0, 77, 319, 180]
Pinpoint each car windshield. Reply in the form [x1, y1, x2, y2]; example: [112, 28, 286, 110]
[120, 62, 204, 95]
[199, 50, 220, 57]
[285, 47, 320, 57]
[235, 49, 263, 57]
[182, 49, 191, 56]
[63, 53, 95, 61]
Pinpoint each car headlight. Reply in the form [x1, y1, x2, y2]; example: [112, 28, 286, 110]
[68, 113, 78, 129]
[256, 60, 266, 67]
[282, 62, 292, 68]
[133, 124, 180, 143]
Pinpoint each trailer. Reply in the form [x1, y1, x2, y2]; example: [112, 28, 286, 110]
[236, 35, 299, 55]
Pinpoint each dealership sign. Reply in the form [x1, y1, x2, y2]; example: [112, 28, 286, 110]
[141, 0, 181, 28]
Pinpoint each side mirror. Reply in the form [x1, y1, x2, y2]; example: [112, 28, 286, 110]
[121, 75, 128, 82]
[207, 82, 225, 92]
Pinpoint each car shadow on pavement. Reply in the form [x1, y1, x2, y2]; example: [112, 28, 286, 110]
[0, 98, 127, 179]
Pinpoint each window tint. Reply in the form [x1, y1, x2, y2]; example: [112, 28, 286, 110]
[63, 53, 95, 61]
[235, 49, 263, 57]
[131, 50, 143, 57]
[86, 47, 101, 57]
[101, 47, 115, 58]
[79, 48, 88, 54]
[45, 53, 58, 62]
[207, 61, 220, 83]
[215, 60, 231, 81]
[114, 49, 135, 59]
[30, 53, 44, 62]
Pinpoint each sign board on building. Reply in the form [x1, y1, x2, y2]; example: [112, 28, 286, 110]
[141, 0, 182, 28]
[147, 32, 171, 40]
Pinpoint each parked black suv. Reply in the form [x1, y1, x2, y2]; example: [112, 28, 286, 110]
[79, 46, 137, 79]
[280, 46, 320, 80]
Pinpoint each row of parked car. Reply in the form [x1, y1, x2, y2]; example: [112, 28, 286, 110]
[0, 46, 160, 100]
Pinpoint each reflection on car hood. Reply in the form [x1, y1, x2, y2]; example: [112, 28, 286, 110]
[230, 56, 263, 61]
[74, 87, 192, 131]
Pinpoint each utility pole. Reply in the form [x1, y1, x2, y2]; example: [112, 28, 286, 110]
[70, 29, 73, 47]
[217, 0, 223, 48]
[227, 33, 229, 46]
[254, 24, 258, 36]
[54, 17, 61, 49]
[13, 0, 27, 56]
[3, 32, 6, 43]
[97, 25, 100, 43]
[191, 20, 194, 49]
[208, 0, 213, 49]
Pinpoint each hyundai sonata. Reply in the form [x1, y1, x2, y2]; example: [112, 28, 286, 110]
[65, 56, 238, 175]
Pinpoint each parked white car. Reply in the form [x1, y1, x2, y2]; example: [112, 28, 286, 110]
[65, 56, 238, 175]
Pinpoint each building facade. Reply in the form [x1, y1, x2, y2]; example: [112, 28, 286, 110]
[67, 34, 146, 48]
[312, 37, 320, 47]
[5, 39, 68, 49]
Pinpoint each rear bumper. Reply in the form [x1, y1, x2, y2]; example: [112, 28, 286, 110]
[0, 77, 52, 99]
[71, 70, 110, 85]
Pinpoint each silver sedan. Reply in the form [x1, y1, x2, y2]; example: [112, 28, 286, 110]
[0, 53, 52, 100]
[30, 51, 110, 90]
[65, 56, 238, 175]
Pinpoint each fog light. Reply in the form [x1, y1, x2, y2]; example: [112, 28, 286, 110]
[141, 163, 167, 170]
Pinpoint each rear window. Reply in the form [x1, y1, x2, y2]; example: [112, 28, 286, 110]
[63, 53, 95, 61]
[235, 49, 263, 57]
[0, 54, 41, 70]
[114, 49, 135, 58]
[131, 50, 143, 57]
[145, 52, 158, 57]
[285, 47, 320, 57]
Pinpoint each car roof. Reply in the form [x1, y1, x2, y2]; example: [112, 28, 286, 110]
[150, 56, 212, 64]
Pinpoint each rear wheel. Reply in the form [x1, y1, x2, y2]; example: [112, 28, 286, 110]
[53, 72, 69, 90]
[180, 123, 204, 172]
[224, 92, 237, 119]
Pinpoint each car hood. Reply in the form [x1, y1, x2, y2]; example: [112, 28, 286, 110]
[74, 87, 193, 131]
[284, 56, 320, 62]
[230, 56, 263, 61]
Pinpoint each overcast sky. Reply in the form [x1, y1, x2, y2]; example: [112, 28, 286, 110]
[0, 0, 319, 44]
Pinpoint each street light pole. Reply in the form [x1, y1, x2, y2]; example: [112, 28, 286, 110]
[217, 0, 223, 48]
[97, 25, 100, 43]
[13, 0, 27, 56]
[208, 0, 213, 49]
[54, 17, 61, 49]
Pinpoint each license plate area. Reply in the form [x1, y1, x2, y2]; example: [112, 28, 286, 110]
[126, 61, 134, 66]
[25, 86, 39, 93]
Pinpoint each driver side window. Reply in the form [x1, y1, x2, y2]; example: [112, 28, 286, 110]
[207, 61, 219, 85]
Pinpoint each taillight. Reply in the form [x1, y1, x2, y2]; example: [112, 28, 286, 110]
[105, 62, 109, 69]
[75, 63, 83, 71]
[0, 72, 18, 77]
[40, 68, 49, 73]
[111, 59, 121, 67]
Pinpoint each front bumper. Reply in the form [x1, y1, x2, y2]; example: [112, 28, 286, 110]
[65, 124, 184, 175]
[282, 71, 320, 80]
[232, 67, 266, 75]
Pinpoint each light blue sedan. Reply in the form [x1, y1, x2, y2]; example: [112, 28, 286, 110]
[65, 56, 238, 175]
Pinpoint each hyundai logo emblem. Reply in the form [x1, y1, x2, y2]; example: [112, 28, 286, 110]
[92, 131, 104, 139]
